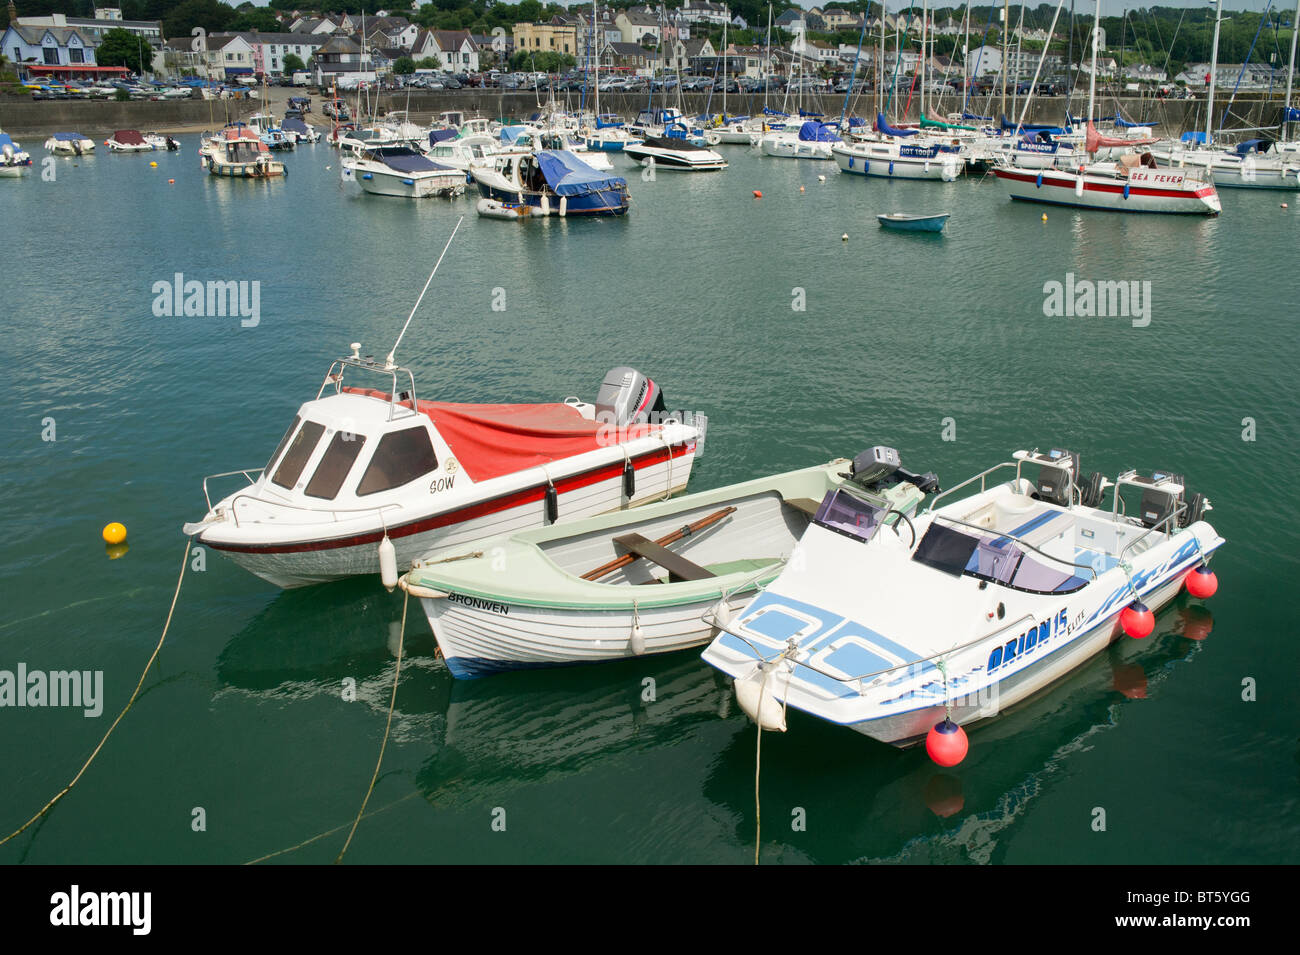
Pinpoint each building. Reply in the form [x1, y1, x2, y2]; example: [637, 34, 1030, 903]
[426, 29, 478, 72]
[676, 1, 730, 27]
[615, 9, 661, 47]
[602, 40, 659, 73]
[2, 23, 98, 78]
[513, 21, 579, 57]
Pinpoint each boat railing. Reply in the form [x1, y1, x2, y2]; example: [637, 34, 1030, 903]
[319, 356, 420, 423]
[922, 461, 1023, 514]
[1118, 500, 1188, 565]
[203, 467, 264, 513]
[722, 609, 1040, 691]
[929, 513, 1099, 581]
[225, 490, 403, 529]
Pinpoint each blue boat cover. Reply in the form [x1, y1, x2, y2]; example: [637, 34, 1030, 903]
[1114, 114, 1159, 128]
[1285, 107, 1300, 122]
[1000, 115, 1063, 133]
[51, 132, 86, 141]
[429, 127, 458, 145]
[499, 125, 530, 144]
[762, 107, 789, 117]
[1233, 139, 1271, 156]
[282, 118, 310, 134]
[962, 111, 992, 121]
[1180, 131, 1209, 144]
[535, 150, 626, 197]
[373, 147, 452, 173]
[848, 117, 866, 127]
[876, 114, 918, 137]
[798, 109, 824, 118]
[798, 121, 840, 142]
[0, 133, 16, 149]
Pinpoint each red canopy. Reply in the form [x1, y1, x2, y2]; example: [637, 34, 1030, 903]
[341, 388, 657, 482]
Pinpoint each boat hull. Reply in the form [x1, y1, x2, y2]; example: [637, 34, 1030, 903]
[622, 144, 727, 171]
[994, 167, 1221, 214]
[833, 144, 960, 180]
[344, 165, 464, 197]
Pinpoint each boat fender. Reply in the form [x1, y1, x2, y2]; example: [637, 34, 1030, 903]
[1075, 174, 1084, 198]
[1122, 183, 1130, 200]
[863, 160, 869, 173]
[926, 719, 969, 766]
[1035, 171, 1043, 188]
[848, 155, 854, 168]
[560, 195, 567, 218]
[734, 666, 787, 732]
[541, 194, 551, 216]
[544, 483, 559, 524]
[378, 535, 398, 592]
[622, 459, 636, 499]
[924, 160, 931, 173]
[629, 623, 646, 656]
[888, 160, 894, 176]
[362, 172, 373, 180]
[710, 599, 733, 629]
[1120, 600, 1154, 639]
[402, 178, 414, 186]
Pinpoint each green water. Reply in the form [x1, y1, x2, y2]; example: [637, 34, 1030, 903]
[1, 139, 1297, 864]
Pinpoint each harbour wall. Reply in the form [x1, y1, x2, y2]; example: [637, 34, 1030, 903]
[0, 97, 255, 136]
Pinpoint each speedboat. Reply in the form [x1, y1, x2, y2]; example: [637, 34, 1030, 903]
[200, 126, 285, 178]
[399, 448, 932, 678]
[623, 123, 727, 172]
[341, 145, 464, 198]
[246, 113, 295, 151]
[0, 132, 32, 176]
[703, 447, 1224, 748]
[183, 354, 703, 589]
[472, 149, 629, 216]
[106, 129, 158, 152]
[44, 132, 95, 156]
[992, 154, 1221, 215]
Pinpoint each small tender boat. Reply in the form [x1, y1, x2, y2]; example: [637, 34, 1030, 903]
[0, 132, 32, 176]
[341, 145, 464, 198]
[703, 447, 1224, 746]
[400, 448, 937, 678]
[246, 112, 295, 151]
[44, 132, 96, 156]
[183, 351, 704, 589]
[877, 212, 950, 233]
[475, 197, 541, 219]
[106, 129, 157, 152]
[473, 149, 629, 215]
[282, 115, 321, 144]
[200, 126, 284, 178]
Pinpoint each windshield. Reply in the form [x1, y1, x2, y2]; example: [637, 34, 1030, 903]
[912, 521, 1088, 594]
[812, 488, 885, 543]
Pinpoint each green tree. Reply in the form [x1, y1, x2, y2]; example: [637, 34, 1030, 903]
[229, 8, 283, 31]
[96, 28, 155, 75]
[163, 0, 237, 42]
[393, 56, 416, 75]
[508, 50, 574, 73]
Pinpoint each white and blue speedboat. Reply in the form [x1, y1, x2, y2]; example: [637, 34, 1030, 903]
[584, 115, 642, 153]
[472, 149, 629, 215]
[702, 447, 1224, 748]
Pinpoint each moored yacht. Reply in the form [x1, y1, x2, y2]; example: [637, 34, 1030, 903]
[341, 144, 465, 198]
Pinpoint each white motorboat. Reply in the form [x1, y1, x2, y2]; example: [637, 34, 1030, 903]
[200, 126, 285, 178]
[0, 132, 31, 176]
[44, 132, 95, 156]
[623, 123, 727, 171]
[703, 447, 1224, 750]
[471, 149, 629, 215]
[246, 112, 295, 151]
[399, 449, 932, 678]
[342, 144, 465, 198]
[183, 345, 703, 589]
[758, 120, 840, 160]
[105, 129, 158, 152]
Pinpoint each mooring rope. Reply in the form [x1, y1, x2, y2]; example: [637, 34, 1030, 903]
[334, 589, 407, 864]
[0, 536, 193, 848]
[245, 791, 420, 865]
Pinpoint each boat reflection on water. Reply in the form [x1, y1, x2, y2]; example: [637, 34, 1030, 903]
[700, 594, 1214, 864]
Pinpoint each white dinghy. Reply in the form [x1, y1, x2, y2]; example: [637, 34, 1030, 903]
[703, 447, 1224, 751]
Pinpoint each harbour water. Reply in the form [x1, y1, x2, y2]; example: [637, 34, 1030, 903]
[1, 137, 1297, 864]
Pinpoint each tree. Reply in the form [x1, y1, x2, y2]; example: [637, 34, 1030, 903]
[283, 53, 306, 74]
[229, 8, 283, 32]
[393, 56, 416, 75]
[163, 0, 237, 42]
[96, 28, 154, 75]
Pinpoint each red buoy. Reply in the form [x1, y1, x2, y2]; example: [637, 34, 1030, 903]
[1120, 600, 1155, 639]
[1185, 564, 1218, 599]
[752, 189, 762, 198]
[925, 719, 969, 767]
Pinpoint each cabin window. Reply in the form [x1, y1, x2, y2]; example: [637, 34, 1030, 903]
[356, 426, 437, 496]
[305, 431, 368, 500]
[265, 415, 301, 474]
[271, 420, 325, 489]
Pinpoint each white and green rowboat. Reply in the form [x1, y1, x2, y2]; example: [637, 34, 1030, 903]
[400, 449, 936, 678]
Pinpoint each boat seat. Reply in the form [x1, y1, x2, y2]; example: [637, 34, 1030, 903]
[612, 533, 716, 583]
[781, 497, 823, 517]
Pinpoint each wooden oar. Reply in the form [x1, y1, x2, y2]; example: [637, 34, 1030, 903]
[580, 507, 737, 581]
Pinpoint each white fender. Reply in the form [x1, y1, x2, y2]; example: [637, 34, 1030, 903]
[378, 535, 397, 591]
[1075, 173, 1085, 198]
[734, 666, 787, 732]
[629, 623, 646, 656]
[559, 195, 567, 218]
[541, 194, 551, 216]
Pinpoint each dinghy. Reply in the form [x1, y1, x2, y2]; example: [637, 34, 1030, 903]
[0, 132, 31, 176]
[106, 129, 157, 152]
[400, 448, 937, 678]
[703, 447, 1224, 745]
[877, 212, 949, 232]
[44, 132, 95, 156]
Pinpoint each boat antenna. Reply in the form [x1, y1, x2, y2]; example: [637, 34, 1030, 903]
[386, 216, 463, 371]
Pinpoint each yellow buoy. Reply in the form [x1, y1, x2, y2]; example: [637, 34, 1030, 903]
[150, 161, 158, 167]
[799, 185, 805, 192]
[1042, 213, 1048, 221]
[102, 522, 127, 545]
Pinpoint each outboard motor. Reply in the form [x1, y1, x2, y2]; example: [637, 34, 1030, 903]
[847, 446, 940, 495]
[595, 366, 666, 427]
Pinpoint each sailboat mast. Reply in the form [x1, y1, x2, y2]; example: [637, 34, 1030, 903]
[1002, 0, 1009, 115]
[1206, 0, 1223, 143]
[764, 3, 772, 114]
[593, 0, 599, 119]
[921, 0, 928, 117]
[723, 8, 728, 119]
[1287, 0, 1300, 138]
[1086, 0, 1100, 123]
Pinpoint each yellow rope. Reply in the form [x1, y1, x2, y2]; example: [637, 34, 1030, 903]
[0, 536, 192, 848]
[334, 589, 407, 864]
[245, 791, 419, 865]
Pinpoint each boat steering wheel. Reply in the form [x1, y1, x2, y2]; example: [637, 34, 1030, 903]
[885, 508, 917, 548]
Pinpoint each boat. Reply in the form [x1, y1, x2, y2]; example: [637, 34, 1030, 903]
[341, 145, 465, 198]
[182, 345, 704, 589]
[0, 132, 32, 176]
[475, 197, 542, 219]
[106, 129, 158, 152]
[200, 125, 285, 178]
[282, 115, 321, 144]
[1152, 136, 1300, 191]
[702, 447, 1224, 747]
[878, 212, 950, 232]
[623, 123, 727, 171]
[246, 112, 295, 151]
[584, 116, 643, 153]
[472, 149, 629, 216]
[759, 120, 841, 160]
[834, 113, 965, 179]
[43, 132, 95, 156]
[399, 448, 937, 678]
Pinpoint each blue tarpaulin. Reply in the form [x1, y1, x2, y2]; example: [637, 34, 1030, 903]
[50, 132, 87, 141]
[1284, 107, 1300, 122]
[429, 127, 458, 145]
[371, 147, 452, 173]
[282, 118, 310, 135]
[499, 125, 529, 144]
[1114, 113, 1159, 128]
[1233, 139, 1271, 155]
[798, 121, 840, 142]
[1180, 131, 1209, 144]
[534, 150, 626, 197]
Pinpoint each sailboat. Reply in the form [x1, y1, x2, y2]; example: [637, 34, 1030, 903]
[991, 0, 1220, 214]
